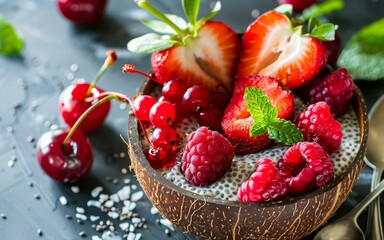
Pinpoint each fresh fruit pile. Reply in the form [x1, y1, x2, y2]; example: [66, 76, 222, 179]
[36, 0, 358, 203]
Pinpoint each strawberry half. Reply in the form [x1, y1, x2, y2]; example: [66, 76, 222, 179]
[222, 75, 295, 155]
[127, 0, 240, 94]
[151, 21, 240, 94]
[237, 10, 327, 89]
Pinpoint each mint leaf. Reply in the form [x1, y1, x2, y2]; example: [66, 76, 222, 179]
[245, 87, 278, 124]
[302, 0, 344, 21]
[267, 119, 304, 145]
[141, 14, 187, 35]
[337, 18, 384, 80]
[127, 33, 177, 54]
[0, 15, 23, 56]
[245, 87, 303, 146]
[182, 0, 199, 27]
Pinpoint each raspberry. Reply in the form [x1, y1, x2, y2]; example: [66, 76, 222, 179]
[304, 68, 354, 117]
[277, 142, 334, 194]
[181, 127, 234, 186]
[295, 101, 342, 153]
[237, 158, 287, 203]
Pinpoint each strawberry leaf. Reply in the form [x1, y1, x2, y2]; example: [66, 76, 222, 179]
[267, 119, 304, 145]
[274, 4, 293, 16]
[337, 18, 384, 80]
[182, 0, 199, 27]
[141, 14, 187, 35]
[302, 0, 344, 21]
[198, 1, 221, 26]
[245, 87, 278, 124]
[309, 22, 335, 41]
[0, 15, 23, 56]
[127, 33, 177, 54]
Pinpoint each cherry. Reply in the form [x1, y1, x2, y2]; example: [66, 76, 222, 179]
[322, 33, 341, 67]
[57, 0, 108, 25]
[59, 51, 116, 133]
[36, 128, 93, 183]
[59, 82, 110, 133]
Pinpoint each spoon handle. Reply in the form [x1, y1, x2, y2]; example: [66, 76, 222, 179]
[343, 178, 384, 221]
[365, 168, 383, 240]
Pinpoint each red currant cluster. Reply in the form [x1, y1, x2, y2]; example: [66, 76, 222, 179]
[131, 78, 230, 170]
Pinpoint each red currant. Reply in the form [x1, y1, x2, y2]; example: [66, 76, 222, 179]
[133, 95, 157, 121]
[210, 92, 230, 110]
[151, 127, 178, 150]
[198, 105, 224, 131]
[182, 86, 210, 112]
[162, 79, 187, 103]
[149, 101, 176, 128]
[145, 147, 176, 169]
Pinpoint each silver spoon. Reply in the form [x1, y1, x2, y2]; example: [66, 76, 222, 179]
[365, 93, 384, 240]
[314, 94, 384, 240]
[314, 179, 384, 240]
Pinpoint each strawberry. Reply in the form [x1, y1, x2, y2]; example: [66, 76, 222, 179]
[237, 10, 327, 89]
[222, 75, 295, 155]
[128, 0, 240, 95]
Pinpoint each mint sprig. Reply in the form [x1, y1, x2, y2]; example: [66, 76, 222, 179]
[0, 15, 24, 56]
[337, 18, 384, 81]
[302, 0, 344, 21]
[127, 0, 221, 54]
[245, 87, 303, 145]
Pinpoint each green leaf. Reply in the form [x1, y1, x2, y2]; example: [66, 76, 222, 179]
[182, 0, 200, 27]
[308, 17, 322, 33]
[141, 14, 187, 35]
[310, 22, 335, 41]
[274, 4, 293, 16]
[198, 1, 221, 26]
[302, 0, 344, 21]
[250, 122, 268, 137]
[127, 33, 177, 54]
[267, 119, 304, 145]
[0, 15, 23, 56]
[245, 87, 278, 124]
[337, 18, 384, 80]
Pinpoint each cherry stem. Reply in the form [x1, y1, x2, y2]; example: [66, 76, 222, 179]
[86, 51, 117, 97]
[122, 64, 162, 85]
[62, 91, 154, 149]
[135, 0, 187, 38]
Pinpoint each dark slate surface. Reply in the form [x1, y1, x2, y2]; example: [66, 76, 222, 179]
[0, 0, 383, 239]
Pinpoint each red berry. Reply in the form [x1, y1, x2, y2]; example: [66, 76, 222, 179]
[198, 105, 223, 131]
[237, 158, 288, 203]
[151, 127, 178, 150]
[133, 95, 157, 121]
[182, 86, 210, 112]
[295, 102, 342, 153]
[59, 82, 110, 133]
[181, 127, 234, 186]
[277, 142, 334, 194]
[210, 92, 230, 110]
[149, 101, 176, 128]
[322, 34, 341, 66]
[145, 147, 176, 169]
[277, 0, 317, 12]
[161, 79, 187, 103]
[36, 128, 93, 183]
[57, 0, 108, 25]
[304, 68, 354, 117]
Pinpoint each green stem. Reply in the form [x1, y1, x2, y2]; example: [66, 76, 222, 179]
[86, 61, 110, 97]
[137, 0, 187, 37]
[63, 94, 117, 147]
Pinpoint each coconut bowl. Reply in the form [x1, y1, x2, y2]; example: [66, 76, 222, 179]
[127, 77, 368, 240]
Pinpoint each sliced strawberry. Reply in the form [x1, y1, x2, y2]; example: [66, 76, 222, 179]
[237, 10, 327, 89]
[151, 21, 240, 94]
[222, 75, 295, 155]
